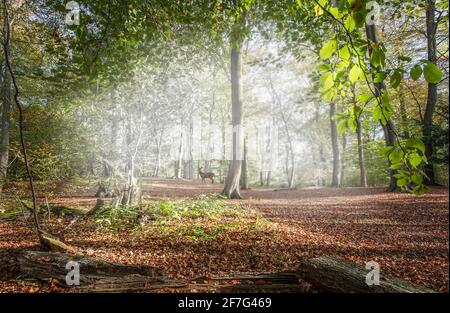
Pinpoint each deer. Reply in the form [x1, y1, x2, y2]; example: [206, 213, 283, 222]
[198, 167, 215, 184]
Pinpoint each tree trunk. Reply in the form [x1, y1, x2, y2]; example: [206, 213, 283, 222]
[175, 131, 183, 179]
[262, 171, 269, 187]
[284, 142, 295, 189]
[423, 0, 438, 185]
[106, 89, 118, 178]
[319, 145, 326, 186]
[240, 136, 248, 190]
[365, 23, 398, 191]
[0, 63, 10, 181]
[222, 40, 243, 199]
[153, 132, 163, 177]
[0, 15, 11, 182]
[330, 103, 340, 187]
[315, 107, 326, 187]
[188, 119, 194, 180]
[356, 118, 367, 187]
[340, 132, 346, 187]
[205, 85, 215, 172]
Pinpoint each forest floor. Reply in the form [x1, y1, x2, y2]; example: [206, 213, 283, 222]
[0, 177, 448, 292]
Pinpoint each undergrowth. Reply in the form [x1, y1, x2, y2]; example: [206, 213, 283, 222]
[0, 193, 272, 242]
[94, 194, 271, 241]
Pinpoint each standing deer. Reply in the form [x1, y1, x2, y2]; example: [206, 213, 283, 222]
[198, 167, 215, 184]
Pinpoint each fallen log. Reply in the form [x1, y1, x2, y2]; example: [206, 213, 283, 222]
[17, 250, 165, 289]
[15, 251, 306, 292]
[16, 252, 434, 293]
[297, 256, 434, 293]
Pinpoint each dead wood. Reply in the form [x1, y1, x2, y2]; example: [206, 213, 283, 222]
[297, 256, 434, 293]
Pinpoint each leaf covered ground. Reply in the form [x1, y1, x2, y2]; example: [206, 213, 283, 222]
[0, 178, 448, 292]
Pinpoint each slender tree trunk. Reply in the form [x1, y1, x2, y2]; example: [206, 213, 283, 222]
[319, 145, 326, 186]
[222, 41, 243, 199]
[340, 132, 346, 187]
[0, 9, 11, 182]
[108, 89, 118, 177]
[154, 142, 160, 177]
[365, 23, 397, 191]
[153, 131, 163, 177]
[423, 0, 438, 185]
[188, 119, 194, 180]
[2, 0, 40, 234]
[284, 143, 290, 185]
[330, 103, 340, 187]
[0, 59, 10, 181]
[314, 107, 326, 186]
[287, 143, 295, 189]
[356, 118, 367, 187]
[206, 79, 215, 172]
[311, 140, 320, 187]
[175, 131, 183, 179]
[220, 120, 226, 183]
[265, 171, 271, 187]
[240, 136, 248, 190]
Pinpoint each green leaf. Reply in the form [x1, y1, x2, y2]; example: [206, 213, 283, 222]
[380, 146, 394, 157]
[373, 93, 393, 125]
[337, 119, 347, 134]
[405, 138, 426, 153]
[411, 172, 423, 185]
[423, 61, 442, 84]
[357, 93, 374, 103]
[344, 16, 356, 32]
[390, 70, 402, 89]
[316, 64, 330, 72]
[320, 40, 337, 60]
[336, 60, 350, 71]
[390, 163, 403, 170]
[319, 72, 334, 91]
[410, 64, 423, 81]
[398, 56, 412, 62]
[374, 72, 387, 83]
[409, 153, 423, 168]
[370, 47, 385, 68]
[339, 45, 351, 60]
[349, 65, 363, 83]
[397, 178, 409, 187]
[322, 88, 337, 102]
[389, 149, 404, 163]
[373, 105, 382, 122]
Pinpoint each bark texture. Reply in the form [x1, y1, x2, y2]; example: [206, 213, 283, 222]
[297, 256, 434, 293]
